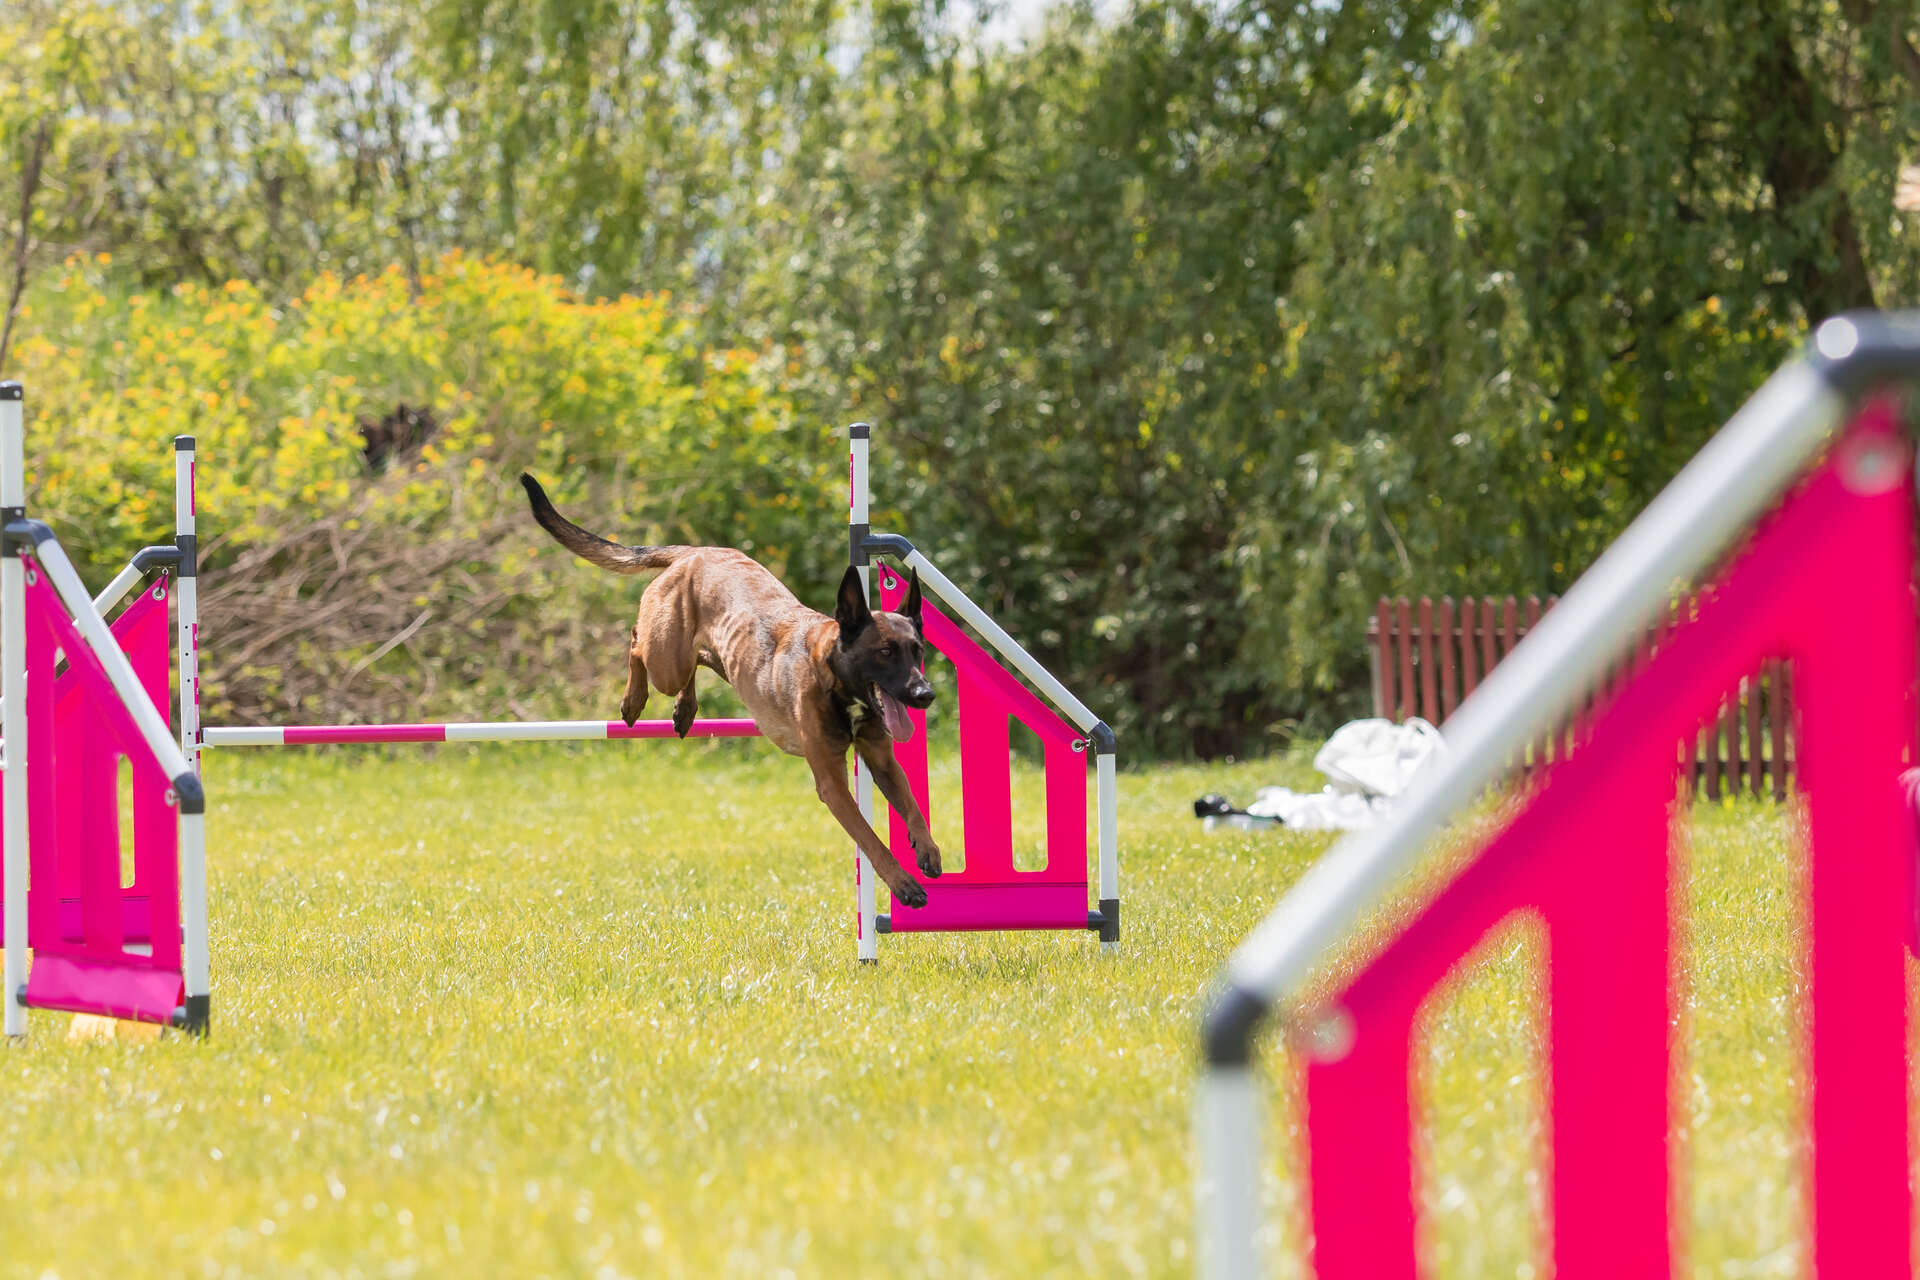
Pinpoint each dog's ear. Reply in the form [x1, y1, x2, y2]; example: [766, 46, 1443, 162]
[835, 565, 873, 641]
[904, 568, 925, 638]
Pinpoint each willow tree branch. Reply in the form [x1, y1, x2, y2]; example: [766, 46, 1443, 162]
[1836, 0, 1920, 92]
[0, 118, 53, 375]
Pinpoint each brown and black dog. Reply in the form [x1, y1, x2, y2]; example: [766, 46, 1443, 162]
[520, 474, 941, 908]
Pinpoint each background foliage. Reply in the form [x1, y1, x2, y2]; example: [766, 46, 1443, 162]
[16, 254, 821, 723]
[4, 0, 1918, 754]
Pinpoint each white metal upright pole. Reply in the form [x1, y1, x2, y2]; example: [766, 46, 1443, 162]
[1, 382, 28, 1037]
[173, 435, 208, 1029]
[174, 437, 199, 775]
[1196, 1065, 1262, 1280]
[1097, 749, 1118, 955]
[850, 422, 878, 963]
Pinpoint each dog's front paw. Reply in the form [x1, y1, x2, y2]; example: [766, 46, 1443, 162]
[912, 833, 943, 879]
[893, 877, 928, 909]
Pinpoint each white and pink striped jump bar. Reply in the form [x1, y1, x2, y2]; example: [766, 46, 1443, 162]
[201, 718, 761, 747]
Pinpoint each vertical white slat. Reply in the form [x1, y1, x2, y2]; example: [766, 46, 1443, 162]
[856, 767, 877, 962]
[1, 383, 26, 1036]
[179, 809, 209, 1005]
[175, 439, 209, 1019]
[1196, 1066, 1263, 1280]
[174, 438, 199, 776]
[1097, 750, 1118, 955]
[851, 423, 878, 962]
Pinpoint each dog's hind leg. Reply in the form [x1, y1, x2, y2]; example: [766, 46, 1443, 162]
[620, 627, 650, 726]
[637, 577, 698, 702]
[672, 678, 697, 738]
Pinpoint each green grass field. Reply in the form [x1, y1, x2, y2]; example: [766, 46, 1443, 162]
[0, 742, 1906, 1278]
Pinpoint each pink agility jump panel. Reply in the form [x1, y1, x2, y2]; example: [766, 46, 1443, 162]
[2, 575, 184, 1024]
[876, 563, 1088, 932]
[1296, 402, 1913, 1278]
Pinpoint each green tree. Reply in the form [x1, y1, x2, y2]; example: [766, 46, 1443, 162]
[760, 0, 1920, 753]
[1235, 0, 1920, 719]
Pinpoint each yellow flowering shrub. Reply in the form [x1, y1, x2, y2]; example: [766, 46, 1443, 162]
[10, 255, 837, 723]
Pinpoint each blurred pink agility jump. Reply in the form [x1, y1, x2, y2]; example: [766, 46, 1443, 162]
[1198, 314, 1920, 1280]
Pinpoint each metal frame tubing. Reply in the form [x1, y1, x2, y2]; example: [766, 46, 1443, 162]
[1194, 311, 1920, 1280]
[848, 422, 879, 962]
[1096, 745, 1119, 953]
[172, 436, 208, 1027]
[175, 437, 199, 775]
[90, 563, 146, 618]
[2, 382, 26, 1037]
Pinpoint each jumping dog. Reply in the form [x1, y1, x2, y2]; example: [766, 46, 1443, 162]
[519, 474, 941, 908]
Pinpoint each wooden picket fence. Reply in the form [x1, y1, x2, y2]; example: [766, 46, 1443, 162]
[1369, 595, 1794, 800]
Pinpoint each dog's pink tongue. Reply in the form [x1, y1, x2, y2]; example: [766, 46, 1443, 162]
[879, 690, 916, 741]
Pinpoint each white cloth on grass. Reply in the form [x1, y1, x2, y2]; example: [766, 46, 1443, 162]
[1237, 718, 1446, 832]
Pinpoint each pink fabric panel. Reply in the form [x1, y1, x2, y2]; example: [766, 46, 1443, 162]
[1, 894, 156, 948]
[125, 587, 178, 958]
[50, 582, 178, 967]
[874, 564, 1090, 925]
[38, 577, 183, 967]
[22, 572, 60, 953]
[958, 672, 1014, 879]
[61, 637, 119, 949]
[49, 584, 171, 955]
[23, 954, 184, 1024]
[1301, 402, 1913, 1278]
[879, 883, 1088, 932]
[1043, 737, 1087, 881]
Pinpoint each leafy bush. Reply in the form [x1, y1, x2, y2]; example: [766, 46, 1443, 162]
[10, 254, 836, 725]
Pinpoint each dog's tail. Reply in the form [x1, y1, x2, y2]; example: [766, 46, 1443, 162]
[519, 473, 689, 574]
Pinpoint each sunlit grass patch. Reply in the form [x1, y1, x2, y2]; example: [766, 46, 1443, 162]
[0, 749, 1907, 1278]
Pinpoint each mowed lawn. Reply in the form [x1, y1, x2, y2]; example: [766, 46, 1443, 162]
[0, 741, 1910, 1278]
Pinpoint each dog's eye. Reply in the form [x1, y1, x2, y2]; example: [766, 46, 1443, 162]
[878, 643, 896, 659]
